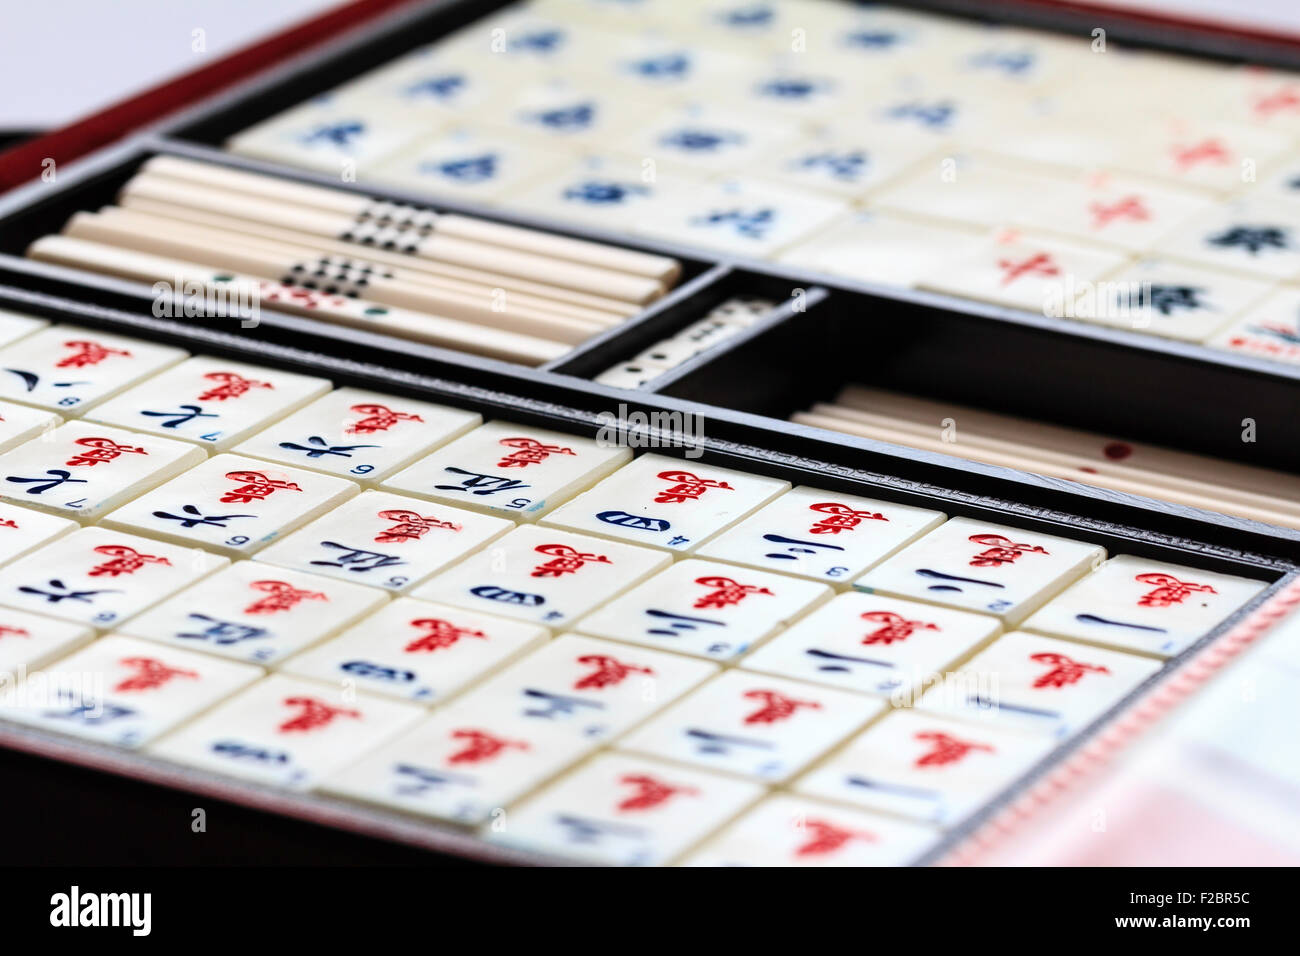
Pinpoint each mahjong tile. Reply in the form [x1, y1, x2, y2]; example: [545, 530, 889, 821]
[365, 126, 572, 202]
[698, 484, 946, 584]
[1207, 285, 1300, 365]
[1214, 67, 1300, 133]
[541, 453, 788, 552]
[1151, 199, 1300, 281]
[256, 490, 511, 593]
[741, 592, 1001, 700]
[0, 526, 226, 629]
[321, 699, 592, 824]
[811, 3, 966, 66]
[794, 709, 1051, 826]
[451, 633, 716, 743]
[1021, 554, 1266, 657]
[717, 58, 856, 120]
[0, 420, 205, 521]
[918, 231, 1128, 314]
[620, 103, 802, 176]
[585, 32, 755, 98]
[148, 673, 423, 789]
[681, 794, 939, 866]
[855, 516, 1104, 626]
[0, 608, 95, 680]
[492, 76, 646, 146]
[856, 82, 1016, 146]
[0, 504, 77, 568]
[618, 670, 879, 782]
[486, 752, 762, 866]
[753, 129, 937, 200]
[575, 559, 830, 661]
[1072, 257, 1272, 341]
[410, 525, 669, 628]
[0, 635, 262, 748]
[635, 177, 847, 258]
[86, 355, 331, 451]
[0, 309, 46, 348]
[382, 420, 629, 521]
[439, 8, 616, 73]
[233, 386, 480, 484]
[915, 631, 1162, 738]
[777, 211, 985, 288]
[1115, 118, 1292, 193]
[100, 454, 357, 558]
[0, 325, 186, 415]
[280, 597, 546, 703]
[119, 560, 386, 666]
[0, 399, 59, 454]
[976, 108, 1143, 173]
[332, 46, 508, 118]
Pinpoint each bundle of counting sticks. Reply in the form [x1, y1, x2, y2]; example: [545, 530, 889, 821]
[795, 386, 1300, 530]
[25, 156, 680, 366]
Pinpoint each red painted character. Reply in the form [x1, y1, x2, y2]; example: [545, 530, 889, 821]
[373, 509, 461, 543]
[446, 729, 529, 765]
[1253, 87, 1300, 118]
[87, 544, 172, 577]
[65, 436, 148, 467]
[405, 618, 488, 652]
[1171, 138, 1229, 171]
[742, 689, 821, 725]
[198, 371, 273, 402]
[56, 340, 131, 368]
[693, 575, 773, 610]
[530, 543, 612, 578]
[997, 252, 1059, 287]
[114, 657, 199, 693]
[220, 470, 302, 503]
[345, 403, 424, 435]
[654, 469, 734, 504]
[859, 610, 940, 645]
[1029, 652, 1110, 689]
[0, 625, 30, 640]
[795, 820, 876, 857]
[1133, 572, 1217, 607]
[967, 533, 1049, 567]
[496, 436, 576, 468]
[279, 696, 361, 733]
[0, 519, 16, 530]
[913, 730, 995, 768]
[573, 653, 654, 690]
[807, 501, 887, 534]
[244, 580, 329, 615]
[616, 774, 699, 812]
[1088, 195, 1150, 229]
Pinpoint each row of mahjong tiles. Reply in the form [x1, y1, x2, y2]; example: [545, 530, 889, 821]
[218, 1, 1300, 362]
[0, 311, 1267, 865]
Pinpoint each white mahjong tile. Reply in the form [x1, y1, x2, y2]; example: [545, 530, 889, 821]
[0, 526, 226, 629]
[86, 355, 331, 451]
[411, 525, 669, 628]
[742, 592, 1001, 700]
[0, 608, 95, 679]
[0, 635, 262, 748]
[280, 597, 546, 703]
[541, 453, 788, 553]
[1213, 67, 1300, 133]
[486, 752, 762, 866]
[1207, 285, 1300, 365]
[256, 490, 511, 593]
[918, 231, 1128, 314]
[0, 310, 47, 348]
[119, 560, 386, 666]
[0, 504, 77, 568]
[575, 559, 831, 661]
[491, 76, 646, 146]
[777, 211, 986, 288]
[698, 485, 946, 584]
[439, 8, 616, 73]
[0, 420, 205, 521]
[100, 454, 357, 558]
[1114, 118, 1292, 193]
[810, 3, 969, 67]
[0, 399, 59, 454]
[584, 32, 755, 98]
[794, 709, 1052, 827]
[365, 126, 572, 202]
[619, 103, 801, 175]
[619, 670, 879, 782]
[676, 0, 817, 52]
[332, 46, 508, 118]
[915, 631, 1163, 738]
[148, 673, 423, 790]
[451, 633, 716, 743]
[382, 420, 629, 522]
[233, 386, 480, 484]
[856, 82, 1018, 146]
[321, 699, 592, 824]
[753, 129, 937, 200]
[1022, 554, 1266, 657]
[681, 794, 939, 866]
[0, 325, 186, 415]
[1151, 199, 1300, 281]
[716, 58, 857, 121]
[855, 516, 1104, 626]
[635, 177, 847, 258]
[976, 108, 1143, 173]
[1072, 257, 1273, 342]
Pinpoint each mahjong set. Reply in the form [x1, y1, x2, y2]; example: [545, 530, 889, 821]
[0, 0, 1297, 867]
